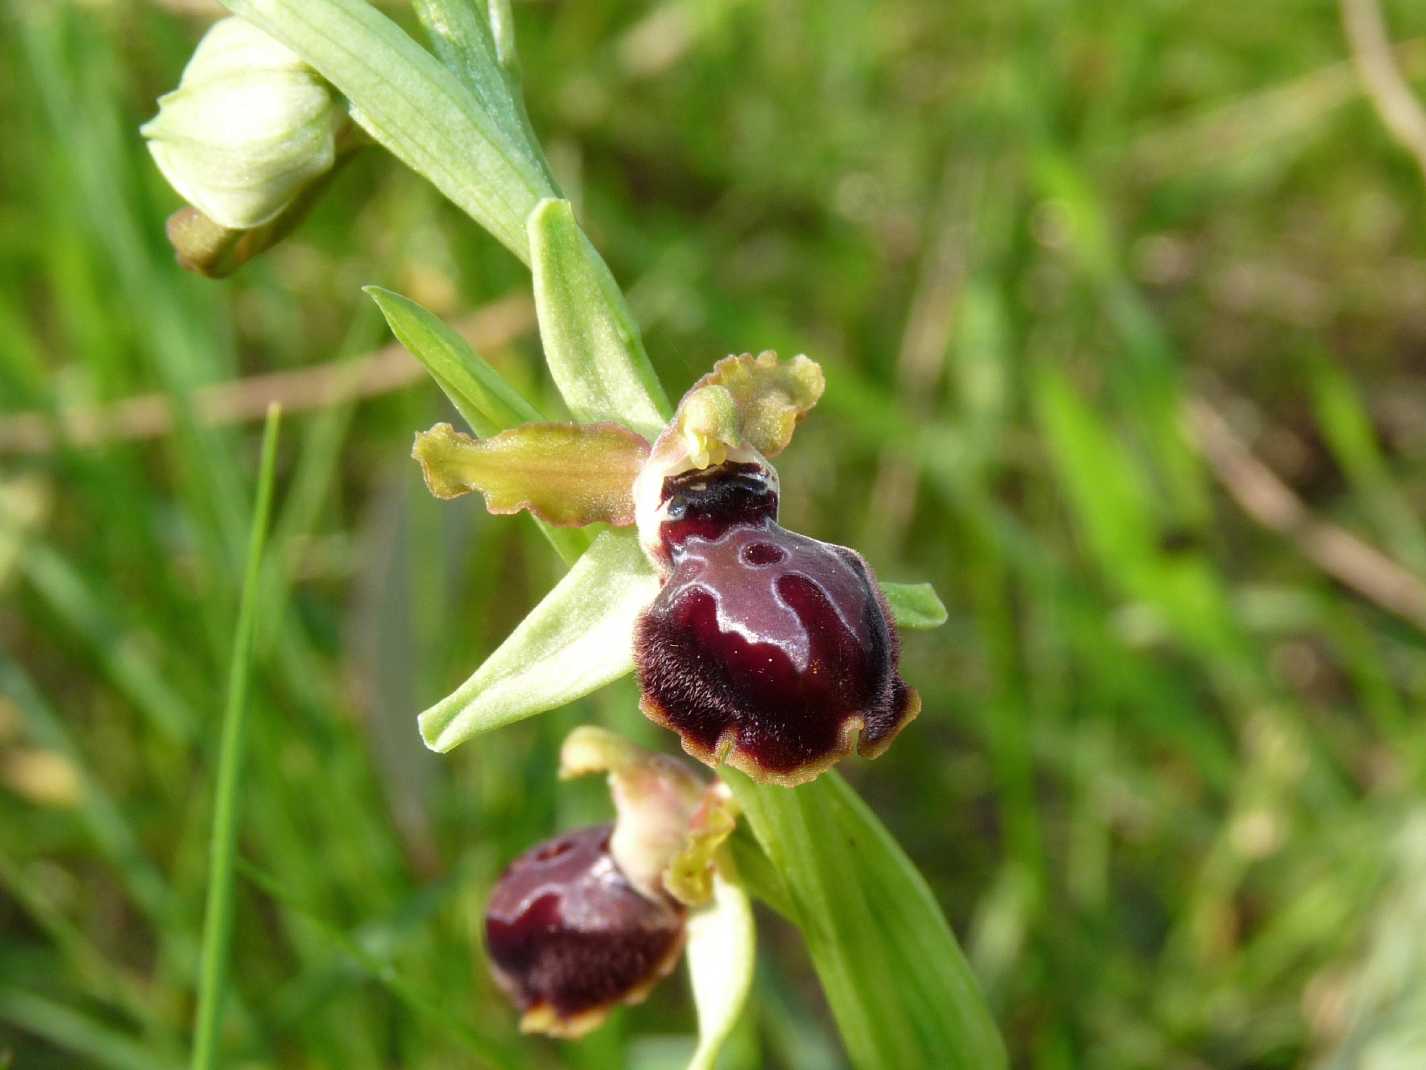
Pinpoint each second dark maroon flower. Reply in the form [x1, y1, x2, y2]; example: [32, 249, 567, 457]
[485, 825, 686, 1038]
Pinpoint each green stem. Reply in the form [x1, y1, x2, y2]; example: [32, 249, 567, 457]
[191, 405, 282, 1070]
[728, 771, 1007, 1070]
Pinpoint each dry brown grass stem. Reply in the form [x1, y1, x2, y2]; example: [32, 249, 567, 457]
[1184, 395, 1426, 633]
[0, 293, 535, 455]
[1341, 0, 1426, 187]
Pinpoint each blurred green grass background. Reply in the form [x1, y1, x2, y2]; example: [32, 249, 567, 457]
[6, 0, 1426, 1066]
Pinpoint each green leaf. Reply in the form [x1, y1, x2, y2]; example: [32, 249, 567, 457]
[419, 530, 661, 752]
[193, 405, 282, 1070]
[880, 581, 948, 630]
[725, 771, 1005, 1070]
[486, 0, 519, 70]
[219, 0, 554, 260]
[528, 198, 671, 439]
[686, 873, 756, 1070]
[365, 285, 590, 564]
[410, 0, 556, 192]
[410, 0, 520, 148]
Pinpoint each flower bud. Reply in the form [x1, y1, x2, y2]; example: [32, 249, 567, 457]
[141, 17, 345, 231]
[484, 825, 686, 1038]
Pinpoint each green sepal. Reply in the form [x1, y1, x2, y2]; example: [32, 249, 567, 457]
[528, 198, 671, 439]
[879, 581, 948, 630]
[418, 530, 661, 751]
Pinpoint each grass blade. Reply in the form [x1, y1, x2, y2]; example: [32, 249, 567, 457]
[0, 655, 172, 928]
[0, 987, 184, 1070]
[237, 860, 521, 1069]
[191, 405, 283, 1070]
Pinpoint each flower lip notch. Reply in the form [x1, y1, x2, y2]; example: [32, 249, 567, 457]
[484, 824, 687, 1038]
[632, 352, 920, 786]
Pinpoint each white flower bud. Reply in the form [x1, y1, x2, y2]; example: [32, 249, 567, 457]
[141, 17, 344, 230]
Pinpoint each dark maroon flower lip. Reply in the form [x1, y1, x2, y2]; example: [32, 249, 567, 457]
[484, 825, 687, 1037]
[635, 520, 921, 786]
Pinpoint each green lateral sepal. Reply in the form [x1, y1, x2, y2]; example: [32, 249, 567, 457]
[418, 531, 660, 751]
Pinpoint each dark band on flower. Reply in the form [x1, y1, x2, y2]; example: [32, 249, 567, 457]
[657, 461, 779, 552]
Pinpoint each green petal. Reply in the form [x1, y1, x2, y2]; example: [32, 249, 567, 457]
[879, 581, 949, 630]
[695, 350, 824, 459]
[528, 198, 671, 439]
[685, 872, 756, 1070]
[663, 786, 739, 908]
[418, 531, 661, 751]
[412, 421, 647, 526]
